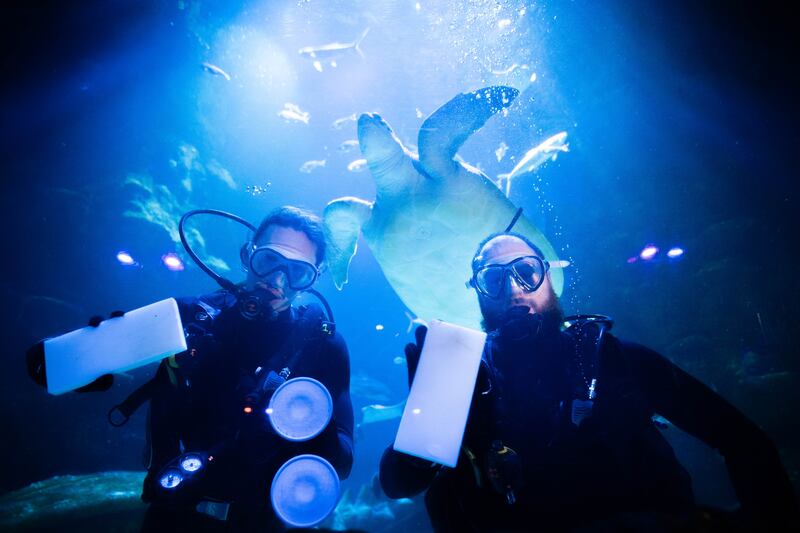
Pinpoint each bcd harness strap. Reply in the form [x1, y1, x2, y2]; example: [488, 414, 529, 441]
[106, 300, 219, 427]
[462, 314, 614, 501]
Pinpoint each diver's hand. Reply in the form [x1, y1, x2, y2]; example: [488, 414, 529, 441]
[26, 341, 47, 387]
[87, 309, 125, 327]
[404, 325, 427, 388]
[26, 310, 124, 391]
[76, 311, 125, 392]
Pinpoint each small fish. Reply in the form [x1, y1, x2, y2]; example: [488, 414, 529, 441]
[298, 28, 370, 71]
[278, 103, 310, 124]
[347, 158, 368, 172]
[338, 139, 360, 153]
[207, 160, 236, 189]
[201, 62, 231, 81]
[331, 113, 357, 129]
[495, 141, 509, 162]
[490, 63, 530, 77]
[351, 373, 393, 403]
[361, 401, 406, 426]
[497, 131, 569, 197]
[206, 256, 231, 272]
[299, 159, 326, 173]
[652, 414, 671, 429]
[491, 63, 519, 76]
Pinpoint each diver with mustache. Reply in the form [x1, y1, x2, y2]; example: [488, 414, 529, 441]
[379, 231, 797, 532]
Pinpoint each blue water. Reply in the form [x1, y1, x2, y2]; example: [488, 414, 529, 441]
[1, 0, 797, 530]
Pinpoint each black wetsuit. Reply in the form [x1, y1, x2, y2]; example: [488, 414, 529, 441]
[141, 290, 354, 532]
[380, 322, 797, 532]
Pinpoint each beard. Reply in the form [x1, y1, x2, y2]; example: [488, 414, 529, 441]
[479, 286, 564, 336]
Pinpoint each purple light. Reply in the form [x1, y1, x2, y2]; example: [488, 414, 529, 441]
[162, 253, 184, 271]
[116, 251, 135, 266]
[667, 247, 684, 258]
[639, 245, 659, 261]
[626, 256, 637, 264]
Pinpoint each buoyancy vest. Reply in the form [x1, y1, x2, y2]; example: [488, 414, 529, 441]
[115, 291, 334, 503]
[424, 316, 693, 532]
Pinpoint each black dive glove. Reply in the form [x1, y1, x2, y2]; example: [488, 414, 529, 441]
[25, 342, 48, 388]
[403, 325, 427, 388]
[25, 310, 124, 392]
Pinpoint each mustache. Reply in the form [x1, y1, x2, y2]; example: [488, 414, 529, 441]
[479, 294, 563, 332]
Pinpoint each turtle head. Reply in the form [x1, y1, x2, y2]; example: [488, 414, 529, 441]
[358, 113, 419, 196]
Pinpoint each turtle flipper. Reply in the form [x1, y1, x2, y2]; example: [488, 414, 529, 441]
[323, 197, 373, 289]
[358, 112, 421, 193]
[418, 86, 518, 180]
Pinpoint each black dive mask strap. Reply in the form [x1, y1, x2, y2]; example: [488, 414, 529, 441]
[504, 208, 523, 233]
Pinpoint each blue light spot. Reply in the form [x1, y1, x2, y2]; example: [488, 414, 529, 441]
[667, 247, 684, 258]
[116, 251, 135, 265]
[162, 253, 184, 271]
[639, 245, 659, 260]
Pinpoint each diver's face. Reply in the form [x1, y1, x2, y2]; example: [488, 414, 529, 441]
[474, 235, 559, 331]
[245, 225, 318, 313]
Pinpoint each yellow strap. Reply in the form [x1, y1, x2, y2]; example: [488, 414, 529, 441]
[165, 355, 179, 387]
[462, 446, 483, 487]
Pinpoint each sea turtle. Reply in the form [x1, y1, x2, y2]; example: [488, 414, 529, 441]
[323, 86, 563, 329]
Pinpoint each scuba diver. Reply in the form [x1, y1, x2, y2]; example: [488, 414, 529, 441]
[27, 206, 354, 531]
[379, 231, 798, 532]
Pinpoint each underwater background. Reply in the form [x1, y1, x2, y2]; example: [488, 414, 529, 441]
[1, 0, 797, 531]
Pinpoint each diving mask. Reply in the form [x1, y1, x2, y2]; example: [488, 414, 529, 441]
[469, 255, 550, 299]
[243, 246, 319, 291]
